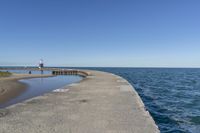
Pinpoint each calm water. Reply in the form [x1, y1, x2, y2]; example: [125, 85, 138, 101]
[0, 71, 82, 108]
[85, 68, 200, 133]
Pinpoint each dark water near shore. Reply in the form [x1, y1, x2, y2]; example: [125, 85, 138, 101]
[83, 68, 200, 133]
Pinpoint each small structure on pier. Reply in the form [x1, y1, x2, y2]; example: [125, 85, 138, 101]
[39, 59, 44, 69]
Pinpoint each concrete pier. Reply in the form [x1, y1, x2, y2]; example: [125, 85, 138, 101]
[0, 70, 160, 133]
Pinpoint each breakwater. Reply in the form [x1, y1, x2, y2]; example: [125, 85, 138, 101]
[0, 68, 159, 133]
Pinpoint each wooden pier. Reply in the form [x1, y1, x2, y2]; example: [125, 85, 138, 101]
[52, 70, 89, 77]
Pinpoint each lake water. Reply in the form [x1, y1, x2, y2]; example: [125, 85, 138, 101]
[84, 68, 200, 133]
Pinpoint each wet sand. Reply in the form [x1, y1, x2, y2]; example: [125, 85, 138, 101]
[0, 80, 26, 104]
[0, 74, 54, 104]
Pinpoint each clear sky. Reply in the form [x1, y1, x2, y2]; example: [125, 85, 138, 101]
[0, 0, 200, 67]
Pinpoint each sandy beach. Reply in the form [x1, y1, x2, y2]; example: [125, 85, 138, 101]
[0, 74, 54, 104]
[0, 80, 26, 104]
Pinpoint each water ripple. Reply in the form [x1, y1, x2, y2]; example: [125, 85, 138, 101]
[93, 68, 200, 133]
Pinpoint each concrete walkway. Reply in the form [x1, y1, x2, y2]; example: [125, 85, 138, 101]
[0, 70, 160, 133]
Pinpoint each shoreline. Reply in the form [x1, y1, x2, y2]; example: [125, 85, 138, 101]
[0, 80, 27, 104]
[0, 69, 159, 133]
[0, 74, 54, 105]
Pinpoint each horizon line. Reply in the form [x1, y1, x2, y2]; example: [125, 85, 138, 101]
[1, 65, 200, 69]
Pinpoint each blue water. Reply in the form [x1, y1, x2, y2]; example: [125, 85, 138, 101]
[0, 75, 82, 108]
[83, 68, 200, 133]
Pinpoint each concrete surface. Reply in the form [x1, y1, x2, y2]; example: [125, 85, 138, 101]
[0, 70, 160, 133]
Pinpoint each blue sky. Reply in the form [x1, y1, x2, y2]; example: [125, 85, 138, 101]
[0, 0, 200, 67]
